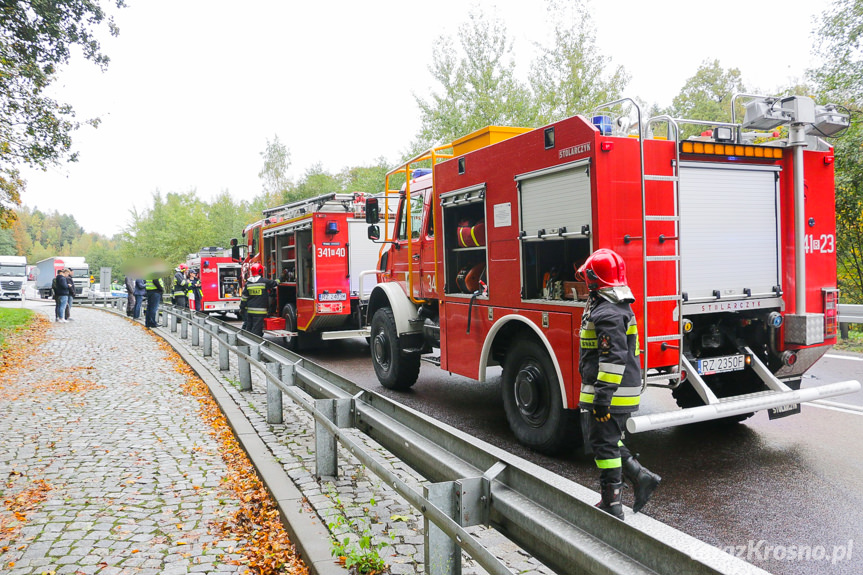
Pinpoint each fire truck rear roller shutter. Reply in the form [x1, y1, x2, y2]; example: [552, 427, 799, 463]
[264, 223, 311, 238]
[440, 183, 486, 207]
[516, 160, 591, 239]
[678, 162, 781, 303]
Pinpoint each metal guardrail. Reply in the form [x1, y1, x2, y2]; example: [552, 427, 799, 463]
[82, 297, 768, 575]
[839, 304, 863, 339]
[839, 303, 863, 324]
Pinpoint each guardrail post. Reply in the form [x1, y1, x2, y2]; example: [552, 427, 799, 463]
[314, 398, 352, 479]
[266, 362, 283, 424]
[170, 310, 178, 333]
[203, 323, 212, 357]
[425, 482, 461, 575]
[191, 318, 200, 346]
[841, 322, 849, 340]
[219, 331, 235, 371]
[180, 313, 189, 339]
[237, 346, 252, 391]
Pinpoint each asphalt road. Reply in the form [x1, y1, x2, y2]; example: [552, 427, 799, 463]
[294, 336, 863, 575]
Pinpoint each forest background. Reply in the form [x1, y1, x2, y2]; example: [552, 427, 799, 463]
[1, 0, 861, 302]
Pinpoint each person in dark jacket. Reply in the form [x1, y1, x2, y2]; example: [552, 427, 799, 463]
[53, 269, 71, 322]
[63, 269, 76, 320]
[239, 263, 275, 337]
[133, 278, 147, 319]
[189, 270, 203, 311]
[577, 249, 660, 520]
[124, 275, 136, 317]
[144, 272, 165, 328]
[172, 264, 190, 309]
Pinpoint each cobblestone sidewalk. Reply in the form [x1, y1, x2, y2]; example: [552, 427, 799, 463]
[0, 305, 251, 575]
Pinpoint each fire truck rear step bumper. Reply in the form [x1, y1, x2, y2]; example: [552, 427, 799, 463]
[627, 379, 861, 433]
[320, 328, 371, 340]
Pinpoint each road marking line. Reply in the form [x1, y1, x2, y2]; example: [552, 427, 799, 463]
[809, 400, 863, 415]
[824, 353, 863, 362]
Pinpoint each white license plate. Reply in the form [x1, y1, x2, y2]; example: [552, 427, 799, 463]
[697, 354, 746, 375]
[318, 292, 346, 301]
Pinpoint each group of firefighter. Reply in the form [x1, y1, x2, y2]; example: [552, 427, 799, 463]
[170, 264, 203, 312]
[163, 251, 658, 519]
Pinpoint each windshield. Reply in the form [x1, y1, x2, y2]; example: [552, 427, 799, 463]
[71, 268, 89, 278]
[0, 265, 26, 277]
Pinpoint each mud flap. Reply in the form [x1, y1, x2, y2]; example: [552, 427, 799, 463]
[580, 408, 593, 455]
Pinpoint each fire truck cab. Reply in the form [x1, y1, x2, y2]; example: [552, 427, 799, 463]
[243, 192, 382, 350]
[365, 95, 860, 454]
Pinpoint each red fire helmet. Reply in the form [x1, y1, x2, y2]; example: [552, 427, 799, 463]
[576, 249, 628, 290]
[250, 263, 264, 277]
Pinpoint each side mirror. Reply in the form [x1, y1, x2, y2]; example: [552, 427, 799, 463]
[367, 225, 381, 241]
[365, 197, 380, 224]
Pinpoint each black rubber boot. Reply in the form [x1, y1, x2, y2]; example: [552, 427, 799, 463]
[595, 481, 625, 520]
[622, 456, 661, 513]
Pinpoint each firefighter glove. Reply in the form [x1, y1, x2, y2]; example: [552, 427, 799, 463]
[592, 404, 611, 422]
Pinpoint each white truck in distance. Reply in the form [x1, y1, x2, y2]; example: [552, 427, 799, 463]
[35, 257, 90, 299]
[0, 255, 27, 300]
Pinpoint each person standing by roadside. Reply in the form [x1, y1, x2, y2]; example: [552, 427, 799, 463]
[52, 269, 70, 322]
[124, 274, 136, 317]
[172, 264, 189, 309]
[144, 271, 164, 329]
[576, 249, 660, 520]
[63, 269, 76, 321]
[133, 278, 146, 319]
[189, 270, 203, 312]
[239, 263, 275, 337]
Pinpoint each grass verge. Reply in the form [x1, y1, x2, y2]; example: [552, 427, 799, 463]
[834, 328, 863, 354]
[0, 307, 35, 349]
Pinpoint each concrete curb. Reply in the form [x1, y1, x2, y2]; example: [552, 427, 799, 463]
[153, 323, 345, 575]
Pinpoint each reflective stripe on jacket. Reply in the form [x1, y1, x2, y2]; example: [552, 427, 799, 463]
[578, 294, 642, 413]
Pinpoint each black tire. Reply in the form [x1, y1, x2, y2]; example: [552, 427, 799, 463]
[370, 307, 420, 390]
[282, 303, 300, 352]
[501, 339, 573, 455]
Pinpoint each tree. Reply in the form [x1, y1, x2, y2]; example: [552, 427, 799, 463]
[293, 164, 343, 200]
[0, 0, 125, 227]
[809, 0, 863, 302]
[664, 60, 747, 138]
[413, 8, 534, 152]
[258, 135, 293, 204]
[812, 0, 863, 103]
[339, 158, 390, 196]
[530, 0, 629, 125]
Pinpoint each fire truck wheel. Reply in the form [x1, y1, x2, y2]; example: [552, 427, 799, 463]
[282, 303, 300, 352]
[502, 340, 570, 455]
[370, 307, 420, 390]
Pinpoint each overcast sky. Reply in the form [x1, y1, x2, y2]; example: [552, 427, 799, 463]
[18, 0, 826, 237]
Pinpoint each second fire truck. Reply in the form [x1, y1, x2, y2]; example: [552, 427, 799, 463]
[242, 192, 382, 350]
[185, 247, 243, 315]
[364, 95, 861, 454]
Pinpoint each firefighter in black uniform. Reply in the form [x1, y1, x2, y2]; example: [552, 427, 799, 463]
[240, 263, 276, 337]
[172, 264, 190, 309]
[577, 249, 661, 520]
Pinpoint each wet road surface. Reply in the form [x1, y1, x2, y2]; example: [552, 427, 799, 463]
[296, 337, 863, 575]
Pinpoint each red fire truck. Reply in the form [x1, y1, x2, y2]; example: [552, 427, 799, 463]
[185, 247, 243, 315]
[242, 192, 382, 350]
[364, 95, 861, 454]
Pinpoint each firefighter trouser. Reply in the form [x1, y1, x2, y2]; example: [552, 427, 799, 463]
[589, 412, 633, 482]
[244, 313, 265, 337]
[173, 294, 187, 309]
